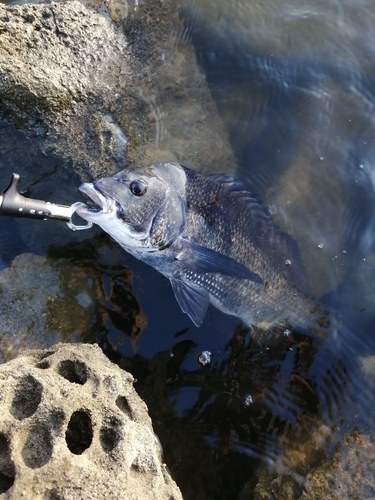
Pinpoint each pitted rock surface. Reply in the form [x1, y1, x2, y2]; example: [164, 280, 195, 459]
[0, 343, 182, 499]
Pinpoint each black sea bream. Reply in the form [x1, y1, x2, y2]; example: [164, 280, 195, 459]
[77, 163, 328, 332]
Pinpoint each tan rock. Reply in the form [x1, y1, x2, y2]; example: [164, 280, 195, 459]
[0, 343, 183, 499]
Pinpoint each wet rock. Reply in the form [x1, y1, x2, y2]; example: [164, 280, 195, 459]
[0, 244, 148, 364]
[0, 0, 128, 176]
[119, 0, 236, 174]
[241, 423, 375, 499]
[303, 432, 375, 499]
[0, 0, 235, 179]
[0, 342, 182, 499]
[0, 253, 99, 363]
[0, 2, 123, 116]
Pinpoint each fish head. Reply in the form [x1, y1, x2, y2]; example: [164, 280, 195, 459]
[76, 162, 187, 253]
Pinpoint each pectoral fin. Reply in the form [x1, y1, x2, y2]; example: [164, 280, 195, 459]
[170, 278, 210, 327]
[177, 239, 263, 284]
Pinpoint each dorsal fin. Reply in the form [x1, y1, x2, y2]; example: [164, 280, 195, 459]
[208, 173, 309, 293]
[208, 173, 272, 228]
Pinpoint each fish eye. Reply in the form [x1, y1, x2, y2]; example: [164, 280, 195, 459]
[130, 179, 147, 196]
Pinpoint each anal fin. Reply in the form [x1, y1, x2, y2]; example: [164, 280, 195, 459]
[170, 278, 210, 327]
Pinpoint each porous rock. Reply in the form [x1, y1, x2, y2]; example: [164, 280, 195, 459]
[0, 342, 183, 499]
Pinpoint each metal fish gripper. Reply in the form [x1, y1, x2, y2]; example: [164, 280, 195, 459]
[0, 173, 92, 231]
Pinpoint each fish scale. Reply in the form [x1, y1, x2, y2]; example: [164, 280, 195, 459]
[182, 166, 312, 327]
[76, 162, 326, 332]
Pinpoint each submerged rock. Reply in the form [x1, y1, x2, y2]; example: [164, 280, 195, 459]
[248, 430, 375, 499]
[0, 342, 183, 499]
[0, 252, 101, 363]
[0, 231, 148, 366]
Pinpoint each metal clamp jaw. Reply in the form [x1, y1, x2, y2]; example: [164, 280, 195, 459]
[0, 173, 92, 231]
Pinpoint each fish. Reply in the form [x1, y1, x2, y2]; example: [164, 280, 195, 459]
[76, 162, 328, 332]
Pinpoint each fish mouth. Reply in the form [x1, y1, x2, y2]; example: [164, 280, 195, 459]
[75, 183, 115, 220]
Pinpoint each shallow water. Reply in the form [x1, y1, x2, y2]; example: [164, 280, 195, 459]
[1, 0, 375, 497]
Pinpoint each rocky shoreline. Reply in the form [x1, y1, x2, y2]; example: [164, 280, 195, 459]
[1, 0, 375, 498]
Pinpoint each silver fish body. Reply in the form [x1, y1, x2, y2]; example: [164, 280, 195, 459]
[76, 162, 321, 329]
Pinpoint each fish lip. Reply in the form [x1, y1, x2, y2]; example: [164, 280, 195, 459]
[76, 183, 113, 218]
